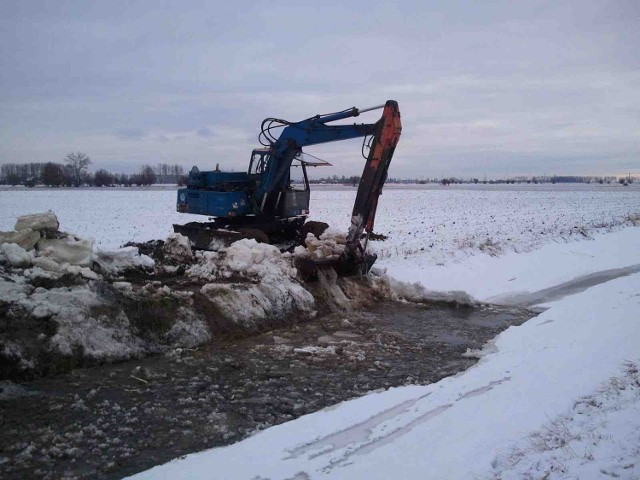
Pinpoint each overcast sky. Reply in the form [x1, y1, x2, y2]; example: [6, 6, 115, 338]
[1, 0, 638, 178]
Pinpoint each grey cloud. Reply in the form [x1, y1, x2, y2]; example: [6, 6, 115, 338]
[0, 0, 638, 178]
[113, 129, 147, 140]
[196, 127, 214, 138]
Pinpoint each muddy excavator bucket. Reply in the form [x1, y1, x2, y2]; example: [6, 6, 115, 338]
[294, 252, 378, 282]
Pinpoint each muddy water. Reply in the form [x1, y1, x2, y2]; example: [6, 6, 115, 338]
[0, 301, 534, 480]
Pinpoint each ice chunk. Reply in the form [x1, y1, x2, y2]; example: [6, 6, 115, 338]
[31, 256, 62, 272]
[292, 245, 305, 255]
[164, 233, 193, 260]
[112, 281, 133, 291]
[0, 229, 40, 250]
[1, 243, 32, 268]
[37, 235, 94, 267]
[320, 226, 347, 244]
[14, 211, 59, 232]
[165, 314, 211, 347]
[297, 231, 345, 260]
[16, 285, 145, 361]
[94, 246, 155, 275]
[387, 276, 477, 306]
[0, 275, 31, 302]
[190, 239, 298, 281]
[50, 310, 144, 360]
[200, 280, 314, 330]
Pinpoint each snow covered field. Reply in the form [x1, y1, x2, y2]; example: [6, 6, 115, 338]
[2, 184, 639, 479]
[1, 184, 638, 261]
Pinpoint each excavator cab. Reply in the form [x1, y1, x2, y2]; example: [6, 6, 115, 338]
[247, 148, 270, 176]
[247, 148, 332, 218]
[246, 148, 309, 217]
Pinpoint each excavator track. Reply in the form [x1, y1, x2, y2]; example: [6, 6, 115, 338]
[173, 216, 305, 251]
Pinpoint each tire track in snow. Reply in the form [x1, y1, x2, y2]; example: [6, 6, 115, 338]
[487, 264, 640, 306]
[286, 393, 433, 460]
[287, 376, 512, 473]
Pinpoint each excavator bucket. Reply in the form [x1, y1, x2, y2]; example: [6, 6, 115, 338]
[294, 252, 378, 282]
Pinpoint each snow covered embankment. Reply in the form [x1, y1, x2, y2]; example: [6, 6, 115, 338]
[0, 213, 317, 379]
[2, 213, 431, 380]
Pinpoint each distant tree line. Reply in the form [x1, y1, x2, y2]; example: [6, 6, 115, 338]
[2, 154, 636, 188]
[0, 153, 187, 187]
[309, 175, 361, 185]
[308, 174, 635, 186]
[434, 175, 632, 186]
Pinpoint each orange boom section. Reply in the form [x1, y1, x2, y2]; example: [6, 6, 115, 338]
[347, 100, 402, 252]
[366, 101, 402, 232]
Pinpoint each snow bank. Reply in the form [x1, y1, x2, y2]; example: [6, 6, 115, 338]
[0, 269, 213, 377]
[0, 213, 207, 378]
[1, 214, 323, 379]
[0, 276, 147, 365]
[382, 226, 640, 303]
[490, 361, 640, 479]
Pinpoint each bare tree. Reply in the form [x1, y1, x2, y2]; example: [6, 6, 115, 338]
[94, 169, 114, 187]
[138, 164, 157, 186]
[171, 164, 185, 184]
[64, 152, 92, 186]
[153, 163, 169, 183]
[152, 163, 184, 183]
[42, 162, 66, 186]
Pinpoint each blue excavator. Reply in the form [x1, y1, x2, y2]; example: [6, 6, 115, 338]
[174, 100, 401, 277]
